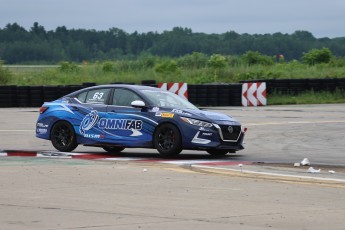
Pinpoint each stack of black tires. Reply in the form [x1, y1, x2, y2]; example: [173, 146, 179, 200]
[250, 78, 345, 94]
[188, 84, 242, 106]
[0, 85, 17, 107]
[0, 85, 85, 108]
[3, 78, 344, 108]
[0, 82, 244, 108]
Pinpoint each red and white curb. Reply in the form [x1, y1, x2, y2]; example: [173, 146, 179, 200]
[2, 150, 344, 183]
[0, 150, 252, 166]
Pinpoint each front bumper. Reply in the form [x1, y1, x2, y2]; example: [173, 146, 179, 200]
[181, 122, 245, 151]
[213, 131, 245, 151]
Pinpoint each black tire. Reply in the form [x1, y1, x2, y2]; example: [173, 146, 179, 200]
[153, 123, 182, 157]
[206, 149, 229, 156]
[102, 146, 125, 153]
[51, 121, 78, 152]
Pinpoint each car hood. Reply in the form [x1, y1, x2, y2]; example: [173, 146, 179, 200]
[177, 108, 241, 125]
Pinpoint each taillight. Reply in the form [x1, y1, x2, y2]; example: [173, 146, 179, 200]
[39, 106, 49, 114]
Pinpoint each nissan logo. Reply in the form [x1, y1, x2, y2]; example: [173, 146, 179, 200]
[227, 126, 233, 133]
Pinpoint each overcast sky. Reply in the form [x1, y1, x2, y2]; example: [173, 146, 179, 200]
[1, 0, 344, 38]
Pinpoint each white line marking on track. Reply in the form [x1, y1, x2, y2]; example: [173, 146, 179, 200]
[158, 160, 231, 165]
[104, 157, 145, 161]
[192, 165, 345, 183]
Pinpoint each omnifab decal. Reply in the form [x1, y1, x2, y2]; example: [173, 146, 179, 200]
[98, 118, 142, 130]
[79, 110, 143, 136]
[80, 110, 99, 134]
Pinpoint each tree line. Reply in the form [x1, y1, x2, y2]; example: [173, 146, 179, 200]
[1, 22, 345, 64]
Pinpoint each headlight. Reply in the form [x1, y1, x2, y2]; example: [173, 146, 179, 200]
[180, 117, 213, 128]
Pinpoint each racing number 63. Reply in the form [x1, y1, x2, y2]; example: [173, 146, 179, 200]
[93, 92, 104, 100]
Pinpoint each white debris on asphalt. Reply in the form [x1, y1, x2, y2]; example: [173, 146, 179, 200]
[307, 167, 321, 173]
[238, 164, 243, 173]
[301, 158, 310, 166]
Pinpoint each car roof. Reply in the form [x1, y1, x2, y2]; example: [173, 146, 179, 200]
[65, 84, 162, 97]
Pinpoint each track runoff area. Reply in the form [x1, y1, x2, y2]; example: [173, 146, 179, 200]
[2, 149, 345, 185]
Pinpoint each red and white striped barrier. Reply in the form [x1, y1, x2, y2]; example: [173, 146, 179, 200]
[242, 82, 267, 106]
[158, 82, 188, 100]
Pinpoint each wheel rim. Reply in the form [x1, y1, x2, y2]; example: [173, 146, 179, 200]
[157, 127, 175, 151]
[52, 123, 73, 148]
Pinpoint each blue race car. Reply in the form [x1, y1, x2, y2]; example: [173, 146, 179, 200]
[36, 85, 246, 157]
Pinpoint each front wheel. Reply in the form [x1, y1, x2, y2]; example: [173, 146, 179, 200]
[51, 121, 78, 152]
[153, 124, 182, 157]
[206, 149, 229, 156]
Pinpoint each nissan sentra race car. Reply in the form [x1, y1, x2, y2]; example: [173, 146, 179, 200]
[36, 85, 246, 157]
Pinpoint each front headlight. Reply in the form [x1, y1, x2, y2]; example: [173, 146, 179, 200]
[180, 117, 213, 128]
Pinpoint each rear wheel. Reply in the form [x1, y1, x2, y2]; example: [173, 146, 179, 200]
[102, 146, 125, 153]
[154, 124, 182, 157]
[206, 149, 229, 156]
[51, 121, 78, 152]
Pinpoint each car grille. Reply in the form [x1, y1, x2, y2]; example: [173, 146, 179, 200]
[219, 125, 241, 141]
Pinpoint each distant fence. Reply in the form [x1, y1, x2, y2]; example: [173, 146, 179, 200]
[0, 78, 344, 108]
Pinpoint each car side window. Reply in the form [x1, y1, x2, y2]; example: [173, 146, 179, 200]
[112, 88, 142, 106]
[82, 88, 111, 104]
[76, 91, 87, 103]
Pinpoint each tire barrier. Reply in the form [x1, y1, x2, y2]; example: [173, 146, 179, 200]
[0, 84, 85, 108]
[16, 86, 31, 107]
[29, 86, 44, 107]
[242, 82, 267, 106]
[158, 82, 188, 100]
[0, 83, 243, 107]
[0, 85, 16, 107]
[187, 84, 242, 107]
[1, 78, 344, 108]
[141, 80, 156, 85]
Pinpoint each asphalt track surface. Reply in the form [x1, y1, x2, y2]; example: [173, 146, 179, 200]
[1, 104, 344, 165]
[1, 104, 345, 229]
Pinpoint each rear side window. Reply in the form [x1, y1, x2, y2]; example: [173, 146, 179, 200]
[76, 88, 111, 104]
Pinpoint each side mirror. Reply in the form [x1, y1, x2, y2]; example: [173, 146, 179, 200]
[131, 100, 146, 108]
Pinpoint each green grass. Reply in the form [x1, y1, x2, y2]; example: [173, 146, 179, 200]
[4, 61, 345, 86]
[268, 89, 345, 105]
[3, 61, 345, 105]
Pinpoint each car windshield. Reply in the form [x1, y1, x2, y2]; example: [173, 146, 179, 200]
[141, 89, 198, 110]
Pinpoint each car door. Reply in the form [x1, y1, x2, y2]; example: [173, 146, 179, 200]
[104, 88, 158, 147]
[75, 88, 111, 141]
